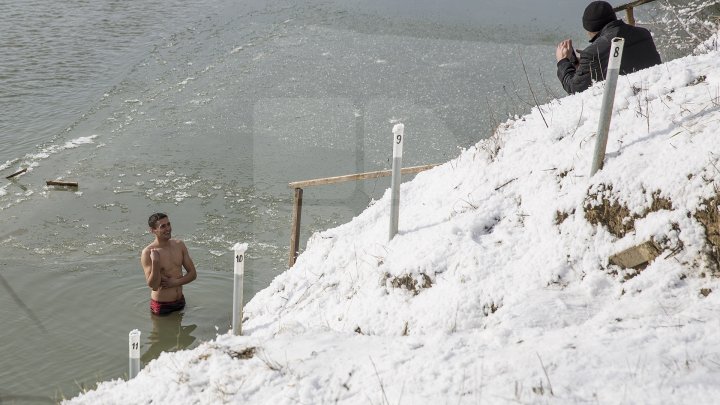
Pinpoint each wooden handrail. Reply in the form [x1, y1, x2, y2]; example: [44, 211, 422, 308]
[287, 163, 442, 267]
[613, 0, 657, 12]
[288, 164, 441, 189]
[613, 0, 658, 26]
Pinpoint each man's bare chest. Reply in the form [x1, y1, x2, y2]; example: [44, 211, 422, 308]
[156, 248, 183, 270]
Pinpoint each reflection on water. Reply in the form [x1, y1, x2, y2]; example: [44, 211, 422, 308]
[141, 310, 198, 365]
[0, 273, 48, 336]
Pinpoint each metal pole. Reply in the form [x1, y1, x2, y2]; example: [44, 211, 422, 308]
[389, 123, 404, 240]
[590, 37, 625, 176]
[289, 187, 303, 267]
[128, 329, 141, 379]
[232, 243, 248, 335]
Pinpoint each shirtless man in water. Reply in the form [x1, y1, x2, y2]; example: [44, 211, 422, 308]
[141, 213, 197, 315]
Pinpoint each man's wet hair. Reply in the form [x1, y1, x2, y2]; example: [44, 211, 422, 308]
[148, 213, 168, 229]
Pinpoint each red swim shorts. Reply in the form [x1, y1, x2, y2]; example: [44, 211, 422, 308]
[150, 295, 186, 315]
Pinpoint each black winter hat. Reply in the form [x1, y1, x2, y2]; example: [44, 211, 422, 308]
[582, 1, 617, 32]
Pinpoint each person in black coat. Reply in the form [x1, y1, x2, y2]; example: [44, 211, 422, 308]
[556, 1, 661, 94]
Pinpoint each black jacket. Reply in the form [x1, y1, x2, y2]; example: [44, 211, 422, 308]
[557, 20, 661, 94]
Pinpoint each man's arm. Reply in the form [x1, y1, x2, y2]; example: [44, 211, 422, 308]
[141, 248, 161, 290]
[161, 241, 197, 288]
[557, 54, 596, 94]
[556, 39, 595, 95]
[557, 58, 577, 95]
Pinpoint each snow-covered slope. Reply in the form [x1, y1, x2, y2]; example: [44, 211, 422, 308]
[69, 40, 720, 404]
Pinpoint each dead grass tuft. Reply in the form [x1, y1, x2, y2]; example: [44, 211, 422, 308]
[482, 301, 501, 316]
[688, 75, 707, 86]
[228, 347, 256, 360]
[693, 194, 720, 272]
[584, 185, 635, 237]
[387, 273, 433, 295]
[555, 209, 574, 226]
[650, 191, 673, 212]
[584, 185, 674, 238]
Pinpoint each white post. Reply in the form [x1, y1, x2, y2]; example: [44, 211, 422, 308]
[232, 243, 248, 335]
[389, 123, 404, 240]
[590, 37, 625, 176]
[128, 329, 141, 379]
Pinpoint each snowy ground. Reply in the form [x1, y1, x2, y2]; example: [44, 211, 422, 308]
[68, 35, 720, 404]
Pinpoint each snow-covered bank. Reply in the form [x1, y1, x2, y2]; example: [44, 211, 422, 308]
[69, 40, 720, 404]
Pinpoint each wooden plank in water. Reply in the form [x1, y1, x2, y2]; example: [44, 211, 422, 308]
[46, 180, 79, 187]
[5, 168, 27, 179]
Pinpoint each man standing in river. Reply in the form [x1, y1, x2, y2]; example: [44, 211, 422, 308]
[141, 213, 197, 315]
[556, 1, 661, 94]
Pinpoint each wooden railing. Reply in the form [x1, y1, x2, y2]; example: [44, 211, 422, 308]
[613, 0, 658, 26]
[287, 163, 440, 267]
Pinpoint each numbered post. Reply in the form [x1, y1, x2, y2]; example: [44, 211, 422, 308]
[128, 329, 141, 379]
[389, 124, 404, 240]
[591, 37, 625, 176]
[232, 243, 248, 335]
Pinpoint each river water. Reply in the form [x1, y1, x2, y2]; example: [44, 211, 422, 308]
[0, 0, 668, 401]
